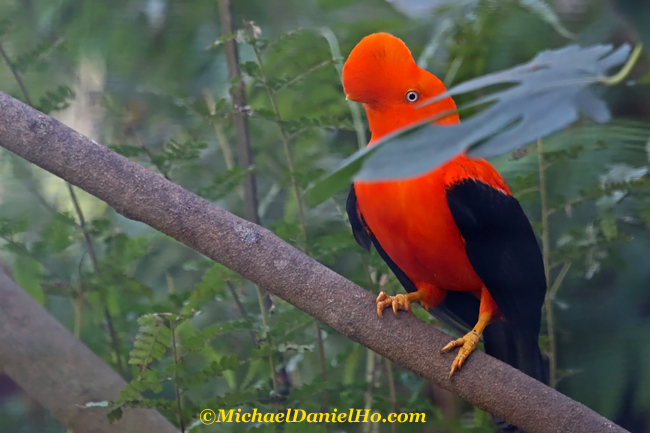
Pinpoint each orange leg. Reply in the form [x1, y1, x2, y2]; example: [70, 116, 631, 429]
[441, 288, 497, 378]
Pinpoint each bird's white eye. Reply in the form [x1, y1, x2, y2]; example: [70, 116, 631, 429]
[405, 90, 420, 103]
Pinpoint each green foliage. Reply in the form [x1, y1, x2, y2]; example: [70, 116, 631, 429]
[13, 40, 60, 74]
[0, 216, 30, 238]
[516, 0, 574, 38]
[1, 1, 650, 432]
[128, 314, 172, 371]
[34, 212, 75, 255]
[182, 263, 235, 313]
[197, 166, 252, 201]
[152, 139, 208, 174]
[13, 255, 43, 304]
[109, 144, 146, 158]
[35, 85, 75, 114]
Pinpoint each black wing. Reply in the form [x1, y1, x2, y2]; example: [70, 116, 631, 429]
[447, 178, 548, 431]
[346, 185, 474, 333]
[446, 179, 547, 342]
[446, 179, 549, 398]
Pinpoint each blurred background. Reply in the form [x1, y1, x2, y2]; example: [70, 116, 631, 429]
[0, 0, 649, 432]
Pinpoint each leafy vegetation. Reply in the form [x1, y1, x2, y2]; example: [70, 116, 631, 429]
[0, 0, 649, 432]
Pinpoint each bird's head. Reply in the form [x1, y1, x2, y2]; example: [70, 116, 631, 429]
[342, 32, 459, 143]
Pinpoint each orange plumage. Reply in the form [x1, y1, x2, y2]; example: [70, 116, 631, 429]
[343, 34, 547, 433]
[355, 156, 507, 313]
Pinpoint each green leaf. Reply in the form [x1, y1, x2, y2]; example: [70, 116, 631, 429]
[389, 0, 572, 38]
[89, 218, 112, 237]
[517, 0, 574, 38]
[240, 61, 260, 77]
[473, 407, 493, 428]
[270, 306, 313, 342]
[304, 151, 366, 206]
[14, 40, 59, 73]
[179, 326, 205, 353]
[101, 234, 148, 272]
[128, 314, 171, 369]
[203, 388, 269, 409]
[251, 343, 274, 359]
[183, 263, 236, 312]
[162, 139, 207, 162]
[141, 369, 163, 393]
[175, 354, 239, 388]
[210, 33, 236, 49]
[14, 256, 44, 305]
[201, 319, 254, 340]
[109, 144, 146, 158]
[146, 139, 207, 174]
[107, 407, 123, 423]
[285, 380, 331, 404]
[34, 212, 75, 255]
[215, 98, 227, 111]
[312, 231, 359, 265]
[220, 354, 239, 371]
[35, 85, 75, 114]
[197, 166, 252, 201]
[116, 369, 164, 399]
[0, 216, 30, 237]
[343, 346, 362, 386]
[599, 216, 618, 241]
[118, 380, 141, 402]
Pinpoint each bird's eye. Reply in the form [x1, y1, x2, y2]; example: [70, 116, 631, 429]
[405, 90, 420, 103]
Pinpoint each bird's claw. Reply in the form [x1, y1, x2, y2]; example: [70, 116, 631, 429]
[441, 330, 481, 378]
[376, 291, 415, 318]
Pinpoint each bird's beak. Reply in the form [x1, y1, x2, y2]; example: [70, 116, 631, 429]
[345, 93, 367, 103]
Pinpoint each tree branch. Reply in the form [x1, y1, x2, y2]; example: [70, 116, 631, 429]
[0, 267, 178, 433]
[0, 91, 628, 433]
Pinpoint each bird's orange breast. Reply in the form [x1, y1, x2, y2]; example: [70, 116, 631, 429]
[354, 154, 510, 297]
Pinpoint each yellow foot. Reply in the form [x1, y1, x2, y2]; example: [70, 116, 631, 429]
[440, 331, 480, 377]
[375, 291, 422, 318]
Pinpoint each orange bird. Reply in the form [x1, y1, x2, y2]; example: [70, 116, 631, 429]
[343, 32, 547, 427]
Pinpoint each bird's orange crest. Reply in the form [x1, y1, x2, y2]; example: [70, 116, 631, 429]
[342, 32, 459, 143]
[342, 33, 418, 106]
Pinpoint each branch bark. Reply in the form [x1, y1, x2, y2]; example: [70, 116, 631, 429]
[0, 91, 628, 433]
[0, 267, 178, 433]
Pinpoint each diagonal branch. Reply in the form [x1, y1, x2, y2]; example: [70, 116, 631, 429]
[0, 267, 178, 433]
[0, 90, 628, 433]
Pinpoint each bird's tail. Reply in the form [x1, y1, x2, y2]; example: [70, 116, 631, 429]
[483, 321, 549, 433]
